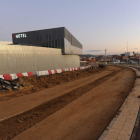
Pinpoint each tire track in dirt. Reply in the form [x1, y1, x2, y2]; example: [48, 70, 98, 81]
[12, 68, 136, 140]
[0, 70, 120, 140]
[0, 70, 122, 140]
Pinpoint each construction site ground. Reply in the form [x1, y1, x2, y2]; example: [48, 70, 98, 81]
[0, 66, 136, 140]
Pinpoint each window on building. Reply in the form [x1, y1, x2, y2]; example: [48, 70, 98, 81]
[55, 40, 57, 48]
[49, 34, 51, 40]
[49, 41, 51, 47]
[58, 39, 61, 48]
[40, 35, 42, 41]
[37, 36, 39, 42]
[46, 35, 48, 41]
[46, 42, 48, 47]
[52, 41, 54, 48]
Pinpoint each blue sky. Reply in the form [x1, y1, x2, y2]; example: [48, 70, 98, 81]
[0, 0, 140, 55]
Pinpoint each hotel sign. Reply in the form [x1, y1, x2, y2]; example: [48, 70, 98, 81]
[13, 33, 27, 38]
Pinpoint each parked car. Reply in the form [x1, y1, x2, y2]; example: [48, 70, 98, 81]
[120, 62, 125, 64]
[131, 61, 137, 64]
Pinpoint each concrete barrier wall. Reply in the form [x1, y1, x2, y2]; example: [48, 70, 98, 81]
[0, 42, 80, 74]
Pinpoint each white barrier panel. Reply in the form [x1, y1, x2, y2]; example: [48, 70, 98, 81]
[10, 74, 18, 80]
[41, 71, 46, 75]
[51, 70, 55, 74]
[37, 71, 43, 76]
[0, 75, 4, 79]
[22, 72, 28, 76]
[44, 70, 49, 75]
[57, 69, 62, 73]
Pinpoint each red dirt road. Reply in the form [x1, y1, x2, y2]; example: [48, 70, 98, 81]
[12, 68, 135, 140]
[0, 71, 112, 122]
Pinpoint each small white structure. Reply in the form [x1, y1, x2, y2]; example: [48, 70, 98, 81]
[114, 60, 120, 63]
[125, 52, 133, 57]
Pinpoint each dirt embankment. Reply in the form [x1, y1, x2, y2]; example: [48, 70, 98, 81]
[0, 66, 109, 99]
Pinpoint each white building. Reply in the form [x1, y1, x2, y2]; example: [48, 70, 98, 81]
[125, 52, 133, 57]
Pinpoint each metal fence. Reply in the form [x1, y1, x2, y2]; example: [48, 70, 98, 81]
[97, 62, 138, 67]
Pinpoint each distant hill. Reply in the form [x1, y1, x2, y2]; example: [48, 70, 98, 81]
[80, 54, 100, 58]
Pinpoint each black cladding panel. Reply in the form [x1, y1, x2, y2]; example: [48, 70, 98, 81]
[12, 27, 65, 46]
[12, 27, 82, 54]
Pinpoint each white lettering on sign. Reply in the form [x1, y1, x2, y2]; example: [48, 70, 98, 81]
[15, 33, 27, 38]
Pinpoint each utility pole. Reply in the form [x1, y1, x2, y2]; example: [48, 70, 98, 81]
[105, 49, 107, 64]
[126, 42, 128, 52]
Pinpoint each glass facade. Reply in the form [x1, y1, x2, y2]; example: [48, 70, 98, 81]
[64, 38, 82, 54]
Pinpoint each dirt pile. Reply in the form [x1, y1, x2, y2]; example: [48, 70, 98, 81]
[0, 66, 106, 98]
[19, 66, 104, 89]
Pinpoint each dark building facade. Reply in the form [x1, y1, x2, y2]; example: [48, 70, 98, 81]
[12, 27, 82, 55]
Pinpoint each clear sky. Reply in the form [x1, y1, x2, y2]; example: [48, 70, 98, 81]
[0, 0, 140, 55]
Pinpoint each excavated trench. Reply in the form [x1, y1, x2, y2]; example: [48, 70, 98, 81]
[0, 70, 121, 140]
